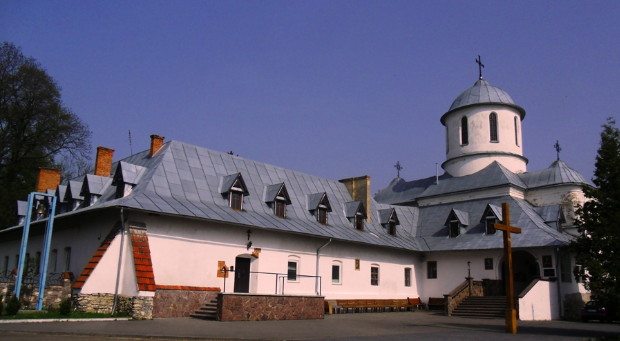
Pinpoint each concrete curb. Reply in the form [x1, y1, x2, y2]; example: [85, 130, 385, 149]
[0, 317, 132, 324]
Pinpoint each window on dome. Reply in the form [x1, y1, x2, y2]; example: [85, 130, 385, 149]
[461, 116, 469, 145]
[449, 220, 460, 238]
[514, 116, 519, 146]
[485, 216, 498, 235]
[490, 112, 498, 142]
[230, 189, 244, 210]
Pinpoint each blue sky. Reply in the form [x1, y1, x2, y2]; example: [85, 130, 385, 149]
[2, 1, 619, 191]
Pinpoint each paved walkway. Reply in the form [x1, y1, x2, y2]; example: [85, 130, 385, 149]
[0, 311, 618, 340]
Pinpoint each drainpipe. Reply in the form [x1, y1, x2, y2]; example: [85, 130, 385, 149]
[112, 207, 127, 315]
[315, 238, 332, 295]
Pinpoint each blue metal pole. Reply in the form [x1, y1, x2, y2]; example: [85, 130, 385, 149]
[36, 195, 56, 310]
[15, 193, 35, 299]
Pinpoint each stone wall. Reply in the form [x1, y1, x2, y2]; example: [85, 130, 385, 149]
[74, 293, 154, 319]
[0, 273, 72, 309]
[218, 294, 324, 321]
[153, 289, 219, 318]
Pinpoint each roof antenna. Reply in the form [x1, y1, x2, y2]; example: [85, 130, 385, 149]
[128, 130, 133, 155]
[553, 140, 562, 161]
[476, 55, 485, 80]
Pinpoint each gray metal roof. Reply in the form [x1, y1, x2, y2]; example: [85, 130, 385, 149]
[35, 140, 424, 252]
[442, 79, 526, 122]
[16, 200, 27, 216]
[519, 160, 589, 187]
[376, 162, 527, 205]
[55, 185, 67, 204]
[417, 196, 571, 251]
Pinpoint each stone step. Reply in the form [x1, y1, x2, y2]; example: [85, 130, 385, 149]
[191, 299, 219, 320]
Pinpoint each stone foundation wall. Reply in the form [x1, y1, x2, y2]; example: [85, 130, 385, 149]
[0, 275, 72, 309]
[218, 294, 324, 321]
[74, 293, 154, 319]
[153, 290, 219, 318]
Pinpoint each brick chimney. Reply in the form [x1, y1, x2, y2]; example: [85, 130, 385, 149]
[149, 134, 165, 157]
[339, 175, 371, 222]
[35, 168, 61, 193]
[94, 146, 115, 177]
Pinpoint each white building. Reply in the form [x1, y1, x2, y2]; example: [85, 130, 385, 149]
[0, 74, 589, 321]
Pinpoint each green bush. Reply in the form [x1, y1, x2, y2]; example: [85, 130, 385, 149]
[6, 296, 20, 316]
[59, 298, 72, 316]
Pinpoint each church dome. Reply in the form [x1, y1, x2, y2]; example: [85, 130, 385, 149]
[441, 79, 525, 123]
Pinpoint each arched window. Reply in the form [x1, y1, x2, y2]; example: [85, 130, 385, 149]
[489, 112, 498, 142]
[514, 116, 519, 146]
[461, 116, 469, 145]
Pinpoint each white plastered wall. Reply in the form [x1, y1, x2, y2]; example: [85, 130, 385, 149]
[140, 213, 422, 299]
[80, 230, 138, 296]
[443, 105, 526, 177]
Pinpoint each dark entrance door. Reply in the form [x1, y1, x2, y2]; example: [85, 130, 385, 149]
[234, 257, 250, 293]
[501, 251, 540, 295]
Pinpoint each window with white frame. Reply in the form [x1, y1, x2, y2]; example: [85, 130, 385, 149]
[332, 261, 342, 284]
[371, 265, 379, 286]
[287, 257, 299, 282]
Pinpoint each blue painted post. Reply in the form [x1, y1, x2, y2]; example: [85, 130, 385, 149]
[14, 193, 35, 299]
[36, 195, 56, 310]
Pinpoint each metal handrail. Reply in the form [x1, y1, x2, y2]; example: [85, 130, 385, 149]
[221, 269, 321, 296]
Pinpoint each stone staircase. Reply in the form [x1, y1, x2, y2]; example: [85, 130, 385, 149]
[190, 298, 218, 320]
[451, 296, 506, 318]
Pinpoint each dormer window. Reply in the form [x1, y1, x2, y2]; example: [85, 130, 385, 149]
[378, 208, 400, 236]
[345, 201, 366, 231]
[230, 188, 244, 210]
[307, 193, 332, 225]
[445, 209, 469, 238]
[112, 161, 146, 199]
[263, 183, 292, 218]
[219, 173, 250, 211]
[354, 214, 364, 230]
[481, 204, 502, 235]
[80, 174, 112, 207]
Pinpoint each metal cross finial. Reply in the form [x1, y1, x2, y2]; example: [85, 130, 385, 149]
[394, 161, 403, 178]
[554, 140, 562, 161]
[476, 55, 485, 79]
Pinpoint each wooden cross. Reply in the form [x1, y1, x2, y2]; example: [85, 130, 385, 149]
[476, 55, 485, 79]
[493, 203, 522, 334]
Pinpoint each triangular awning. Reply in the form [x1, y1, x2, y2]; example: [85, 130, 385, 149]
[80, 174, 112, 197]
[344, 201, 366, 219]
[378, 208, 400, 225]
[113, 161, 147, 186]
[66, 180, 84, 200]
[445, 209, 469, 226]
[480, 204, 503, 222]
[306, 192, 332, 212]
[218, 173, 250, 195]
[263, 183, 292, 204]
